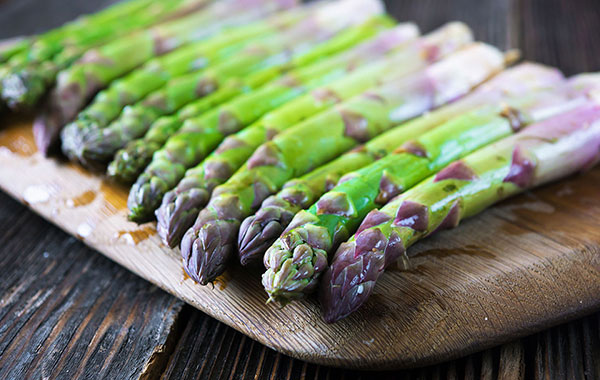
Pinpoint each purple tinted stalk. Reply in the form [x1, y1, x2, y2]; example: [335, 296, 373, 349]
[33, 0, 299, 154]
[321, 103, 600, 323]
[159, 22, 472, 249]
[180, 43, 506, 285]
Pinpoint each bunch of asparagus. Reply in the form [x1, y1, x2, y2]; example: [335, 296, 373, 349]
[3, 0, 600, 324]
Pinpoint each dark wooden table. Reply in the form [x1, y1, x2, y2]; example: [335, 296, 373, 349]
[1, 0, 599, 378]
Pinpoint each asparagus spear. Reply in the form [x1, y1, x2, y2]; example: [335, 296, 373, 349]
[180, 43, 506, 285]
[262, 86, 593, 304]
[1, 0, 155, 67]
[0, 0, 158, 106]
[156, 22, 474, 248]
[108, 81, 249, 181]
[1, 0, 208, 110]
[110, 20, 419, 185]
[126, 13, 395, 223]
[58, 6, 313, 150]
[0, 37, 30, 63]
[34, 0, 300, 155]
[71, 11, 395, 167]
[320, 102, 600, 323]
[243, 65, 571, 267]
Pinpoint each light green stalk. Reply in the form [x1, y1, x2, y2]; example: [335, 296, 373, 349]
[1, 0, 208, 109]
[156, 22, 474, 248]
[127, 15, 395, 223]
[321, 102, 600, 323]
[110, 16, 411, 186]
[180, 43, 506, 285]
[35, 0, 299, 154]
[75, 12, 395, 167]
[60, 4, 318, 162]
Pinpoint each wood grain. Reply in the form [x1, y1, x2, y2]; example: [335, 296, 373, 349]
[1, 0, 600, 376]
[1, 113, 599, 370]
[0, 189, 185, 380]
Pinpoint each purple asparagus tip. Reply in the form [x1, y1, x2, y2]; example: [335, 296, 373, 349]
[238, 199, 297, 265]
[181, 219, 238, 285]
[33, 98, 65, 156]
[319, 241, 378, 324]
[238, 214, 284, 266]
[156, 186, 211, 248]
[320, 226, 401, 323]
[38, 81, 86, 156]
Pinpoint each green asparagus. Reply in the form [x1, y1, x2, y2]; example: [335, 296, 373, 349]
[321, 102, 600, 323]
[156, 22, 474, 248]
[108, 81, 249, 181]
[262, 81, 591, 304]
[180, 43, 506, 285]
[246, 65, 573, 268]
[0, 37, 30, 64]
[61, 7, 307, 159]
[72, 11, 395, 167]
[1, 0, 155, 68]
[0, 0, 157, 107]
[34, 0, 300, 155]
[1, 0, 208, 110]
[126, 14, 396, 223]
[110, 18, 417, 186]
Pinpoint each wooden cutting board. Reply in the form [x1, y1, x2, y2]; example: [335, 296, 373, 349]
[1, 116, 599, 370]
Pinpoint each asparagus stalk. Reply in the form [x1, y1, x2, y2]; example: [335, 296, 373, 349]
[1, 0, 155, 67]
[34, 0, 299, 155]
[0, 37, 30, 63]
[180, 43, 506, 285]
[243, 65, 570, 266]
[126, 13, 395, 223]
[110, 19, 418, 185]
[1, 0, 208, 110]
[320, 102, 600, 323]
[71, 11, 395, 167]
[108, 81, 249, 181]
[262, 85, 592, 304]
[156, 22, 474, 248]
[58, 6, 313, 160]
[0, 0, 157, 106]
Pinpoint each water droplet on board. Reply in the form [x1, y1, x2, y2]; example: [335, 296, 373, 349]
[213, 273, 230, 290]
[99, 181, 128, 212]
[0, 123, 36, 157]
[114, 226, 155, 245]
[66, 190, 96, 208]
[76, 223, 94, 239]
[23, 185, 51, 204]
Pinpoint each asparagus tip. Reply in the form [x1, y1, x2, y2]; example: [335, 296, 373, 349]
[156, 188, 210, 248]
[107, 141, 158, 183]
[2, 69, 46, 110]
[127, 175, 164, 224]
[238, 198, 300, 265]
[320, 241, 378, 324]
[181, 219, 236, 285]
[238, 212, 286, 266]
[262, 233, 328, 305]
[33, 99, 64, 156]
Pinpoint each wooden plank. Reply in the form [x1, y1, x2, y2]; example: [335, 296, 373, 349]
[1, 111, 599, 370]
[0, 189, 185, 380]
[1, 0, 600, 374]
